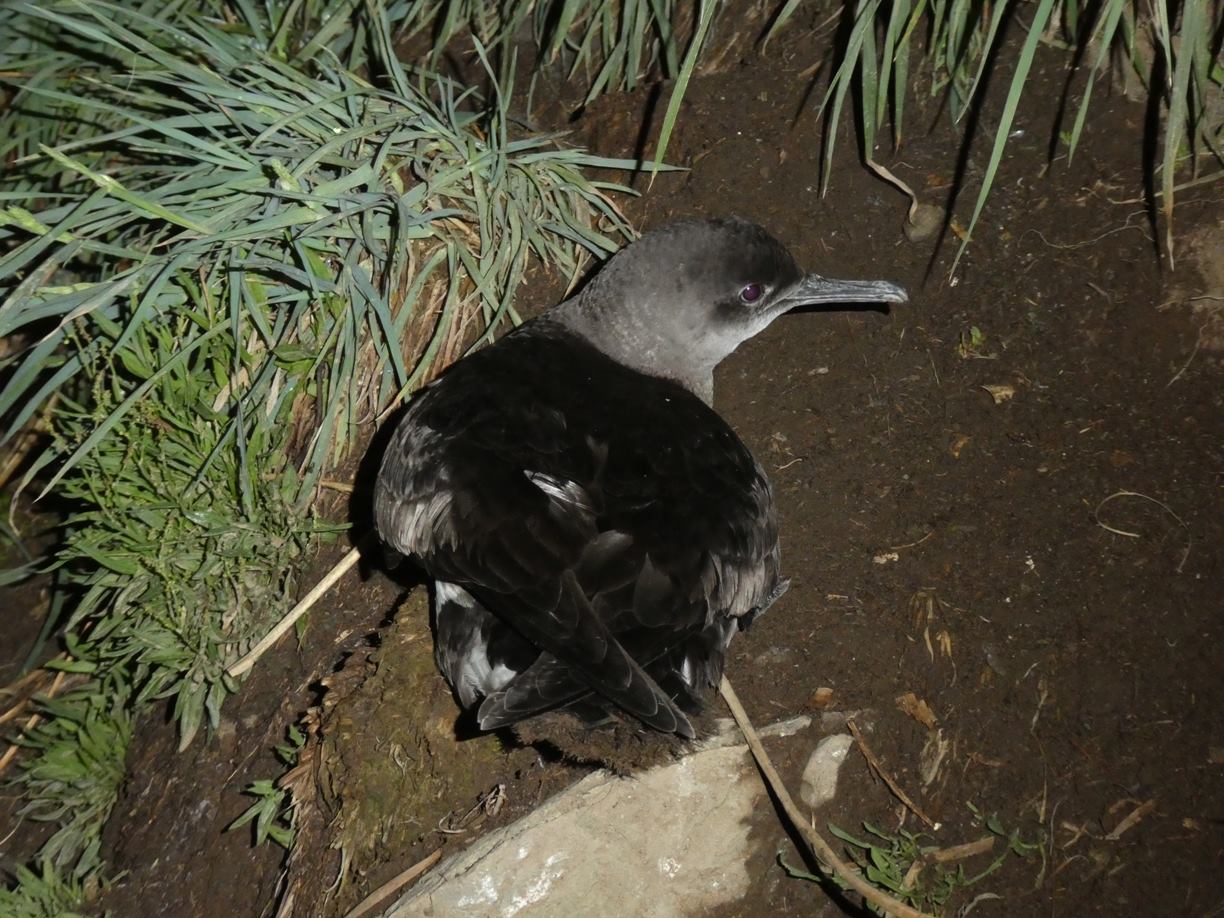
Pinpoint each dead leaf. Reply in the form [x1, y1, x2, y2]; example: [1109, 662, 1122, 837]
[935, 629, 954, 659]
[896, 692, 938, 729]
[949, 433, 971, 458]
[920, 728, 950, 786]
[981, 383, 1015, 404]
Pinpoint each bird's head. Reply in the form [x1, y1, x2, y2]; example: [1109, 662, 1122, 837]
[556, 217, 909, 402]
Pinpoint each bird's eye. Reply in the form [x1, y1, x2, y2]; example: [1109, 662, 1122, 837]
[739, 283, 763, 303]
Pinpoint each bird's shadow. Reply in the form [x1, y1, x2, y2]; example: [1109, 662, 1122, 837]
[349, 410, 507, 744]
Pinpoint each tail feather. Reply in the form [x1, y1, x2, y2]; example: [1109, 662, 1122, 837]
[477, 652, 585, 729]
[473, 572, 694, 738]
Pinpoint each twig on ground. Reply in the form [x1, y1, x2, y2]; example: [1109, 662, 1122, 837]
[846, 719, 940, 830]
[900, 837, 998, 893]
[227, 546, 363, 679]
[929, 835, 996, 863]
[343, 848, 443, 918]
[1106, 799, 1156, 840]
[719, 676, 935, 918]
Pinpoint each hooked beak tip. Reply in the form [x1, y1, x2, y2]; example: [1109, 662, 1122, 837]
[785, 275, 909, 308]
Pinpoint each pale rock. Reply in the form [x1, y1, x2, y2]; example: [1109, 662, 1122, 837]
[798, 733, 854, 810]
[388, 717, 811, 917]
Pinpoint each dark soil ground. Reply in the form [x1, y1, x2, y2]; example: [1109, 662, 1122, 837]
[4, 10, 1223, 918]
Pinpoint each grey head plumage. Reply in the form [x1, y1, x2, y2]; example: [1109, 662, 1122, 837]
[551, 217, 907, 403]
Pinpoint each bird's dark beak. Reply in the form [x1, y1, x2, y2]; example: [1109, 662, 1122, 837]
[780, 274, 908, 309]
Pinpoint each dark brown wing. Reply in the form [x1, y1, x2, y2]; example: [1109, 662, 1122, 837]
[374, 324, 780, 734]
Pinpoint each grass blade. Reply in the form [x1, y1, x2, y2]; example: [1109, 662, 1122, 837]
[951, 0, 1057, 274]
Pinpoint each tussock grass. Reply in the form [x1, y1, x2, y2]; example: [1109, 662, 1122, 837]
[398, 0, 683, 103]
[1, 0, 636, 899]
[773, 0, 1223, 266]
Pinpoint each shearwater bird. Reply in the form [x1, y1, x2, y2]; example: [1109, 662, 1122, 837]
[374, 218, 906, 765]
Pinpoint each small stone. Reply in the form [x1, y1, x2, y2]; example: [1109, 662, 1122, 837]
[807, 687, 835, 711]
[799, 733, 855, 810]
[903, 202, 944, 242]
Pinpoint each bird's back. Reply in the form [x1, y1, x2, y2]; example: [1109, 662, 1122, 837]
[374, 319, 782, 735]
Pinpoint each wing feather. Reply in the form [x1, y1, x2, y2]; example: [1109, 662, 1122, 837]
[373, 327, 782, 737]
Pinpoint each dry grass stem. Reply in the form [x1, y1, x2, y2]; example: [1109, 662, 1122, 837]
[227, 546, 363, 679]
[846, 719, 940, 831]
[0, 661, 63, 711]
[343, 848, 443, 918]
[887, 531, 935, 552]
[0, 394, 58, 489]
[1112, 170, 1224, 203]
[866, 160, 921, 220]
[0, 697, 33, 728]
[1092, 491, 1192, 573]
[438, 783, 507, 835]
[317, 480, 357, 495]
[0, 670, 67, 779]
[719, 676, 935, 918]
[1166, 318, 1211, 387]
[0, 713, 41, 777]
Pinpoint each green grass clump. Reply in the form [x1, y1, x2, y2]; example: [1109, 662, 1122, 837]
[10, 679, 133, 880]
[0, 860, 88, 918]
[1, 0, 637, 710]
[0, 0, 639, 902]
[1, 1, 635, 491]
[228, 723, 307, 849]
[782, 811, 1046, 916]
[49, 311, 318, 750]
